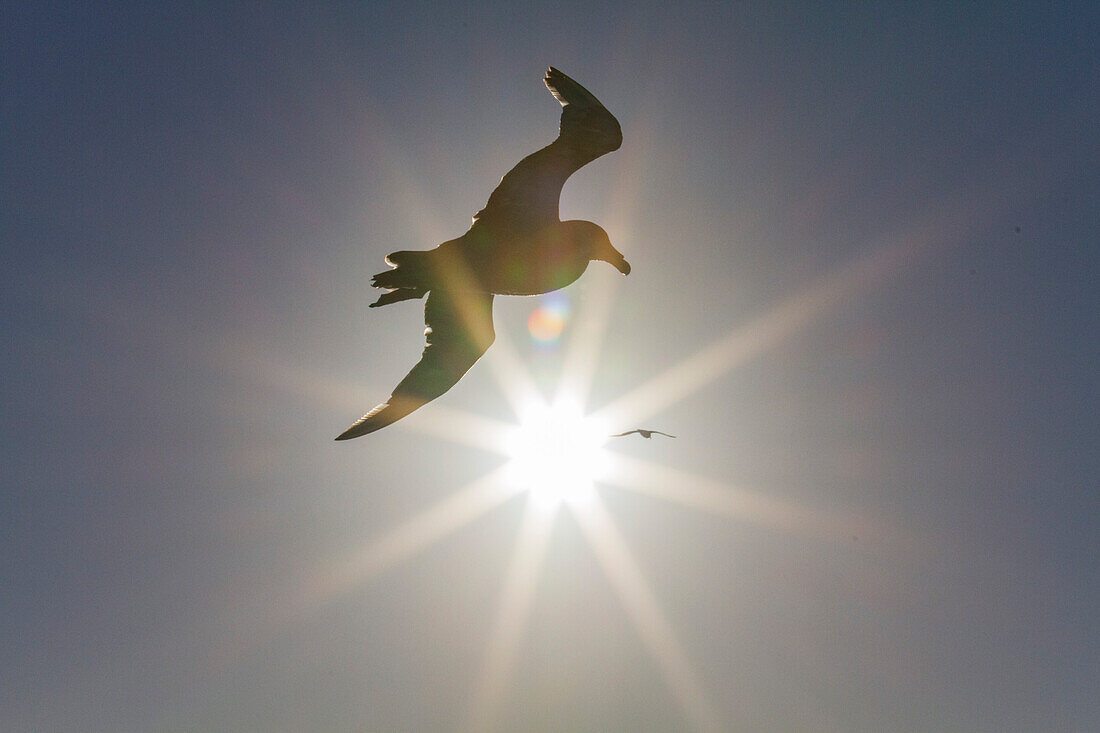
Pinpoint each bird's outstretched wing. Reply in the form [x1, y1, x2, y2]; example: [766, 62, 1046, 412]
[609, 429, 677, 439]
[472, 67, 622, 230]
[335, 290, 495, 440]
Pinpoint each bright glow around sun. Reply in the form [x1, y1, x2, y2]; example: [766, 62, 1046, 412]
[504, 398, 610, 510]
[257, 237, 913, 733]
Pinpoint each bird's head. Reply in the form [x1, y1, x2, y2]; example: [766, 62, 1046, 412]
[567, 220, 631, 275]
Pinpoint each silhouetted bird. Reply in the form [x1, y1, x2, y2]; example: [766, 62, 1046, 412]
[609, 429, 677, 439]
[337, 67, 629, 440]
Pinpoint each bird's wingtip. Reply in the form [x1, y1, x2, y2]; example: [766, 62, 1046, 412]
[334, 424, 367, 441]
[334, 424, 375, 441]
[544, 67, 569, 99]
[334, 402, 390, 441]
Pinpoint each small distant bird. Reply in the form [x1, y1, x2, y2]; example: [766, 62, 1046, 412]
[337, 68, 629, 440]
[609, 429, 677, 439]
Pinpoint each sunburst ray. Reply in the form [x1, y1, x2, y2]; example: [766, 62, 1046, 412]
[573, 496, 724, 732]
[592, 240, 915, 429]
[302, 466, 520, 605]
[606, 454, 890, 543]
[469, 500, 556, 732]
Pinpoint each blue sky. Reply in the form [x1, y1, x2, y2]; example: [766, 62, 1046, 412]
[3, 2, 1098, 731]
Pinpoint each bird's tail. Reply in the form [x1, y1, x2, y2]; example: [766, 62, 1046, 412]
[370, 250, 431, 307]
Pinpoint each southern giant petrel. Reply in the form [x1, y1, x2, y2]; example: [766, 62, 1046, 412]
[336, 67, 629, 440]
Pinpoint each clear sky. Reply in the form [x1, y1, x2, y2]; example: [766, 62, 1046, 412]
[3, 2, 1097, 731]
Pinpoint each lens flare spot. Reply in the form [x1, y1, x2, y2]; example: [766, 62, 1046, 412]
[527, 295, 571, 344]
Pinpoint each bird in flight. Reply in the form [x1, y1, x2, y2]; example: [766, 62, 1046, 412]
[336, 67, 629, 440]
[609, 429, 677, 439]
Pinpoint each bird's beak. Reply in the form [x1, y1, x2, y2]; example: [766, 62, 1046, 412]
[614, 257, 631, 276]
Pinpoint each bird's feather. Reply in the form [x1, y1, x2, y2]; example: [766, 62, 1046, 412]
[336, 290, 495, 439]
[472, 67, 621, 231]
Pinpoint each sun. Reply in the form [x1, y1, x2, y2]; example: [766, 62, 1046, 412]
[503, 397, 611, 511]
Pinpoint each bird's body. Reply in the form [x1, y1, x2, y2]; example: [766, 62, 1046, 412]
[610, 429, 677, 439]
[373, 219, 610, 300]
[337, 68, 629, 440]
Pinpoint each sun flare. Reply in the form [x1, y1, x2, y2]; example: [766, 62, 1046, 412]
[503, 398, 611, 510]
[254, 240, 914, 732]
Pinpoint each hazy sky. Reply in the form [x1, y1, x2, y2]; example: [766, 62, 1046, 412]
[3, 2, 1098, 731]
